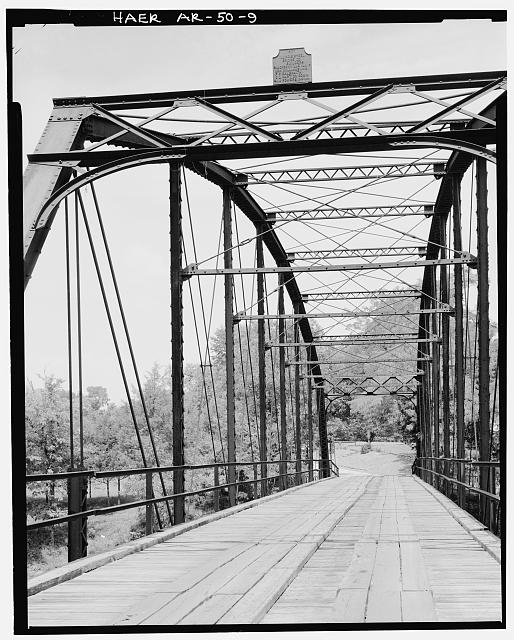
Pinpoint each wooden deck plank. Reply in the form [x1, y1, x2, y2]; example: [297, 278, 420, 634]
[28, 473, 502, 628]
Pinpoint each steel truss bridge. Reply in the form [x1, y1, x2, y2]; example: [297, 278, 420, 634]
[22, 69, 505, 627]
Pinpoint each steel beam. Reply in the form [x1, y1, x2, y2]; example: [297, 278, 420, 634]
[293, 306, 302, 485]
[27, 127, 497, 165]
[452, 176, 466, 507]
[302, 289, 421, 301]
[237, 309, 452, 321]
[476, 157, 491, 521]
[440, 221, 451, 489]
[326, 392, 416, 397]
[256, 224, 267, 496]
[170, 163, 185, 525]
[267, 204, 434, 222]
[237, 161, 446, 184]
[307, 349, 314, 482]
[315, 376, 421, 384]
[288, 358, 431, 365]
[314, 332, 420, 340]
[316, 386, 330, 478]
[268, 338, 438, 347]
[223, 188, 236, 507]
[184, 257, 477, 276]
[195, 121, 466, 145]
[278, 274, 288, 490]
[23, 106, 93, 288]
[287, 246, 426, 261]
[53, 70, 505, 109]
[432, 323, 440, 459]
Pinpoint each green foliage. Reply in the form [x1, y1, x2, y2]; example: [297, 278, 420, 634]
[26, 375, 69, 476]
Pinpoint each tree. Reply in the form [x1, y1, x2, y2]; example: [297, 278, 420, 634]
[26, 374, 69, 502]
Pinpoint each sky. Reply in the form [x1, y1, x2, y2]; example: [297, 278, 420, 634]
[12, 13, 506, 403]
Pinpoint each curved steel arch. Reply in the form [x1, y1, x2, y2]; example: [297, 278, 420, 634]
[414, 94, 502, 462]
[23, 150, 321, 357]
[417, 95, 501, 344]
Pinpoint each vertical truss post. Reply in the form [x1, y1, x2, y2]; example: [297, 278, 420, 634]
[278, 274, 288, 489]
[316, 386, 330, 478]
[452, 176, 466, 508]
[431, 260, 440, 488]
[424, 292, 433, 468]
[307, 348, 314, 482]
[75, 190, 84, 469]
[424, 366, 432, 484]
[224, 188, 236, 507]
[415, 385, 422, 461]
[440, 221, 451, 494]
[293, 305, 302, 485]
[495, 94, 506, 538]
[476, 158, 490, 523]
[170, 162, 185, 525]
[432, 333, 440, 489]
[256, 225, 267, 497]
[418, 289, 430, 482]
[64, 198, 88, 560]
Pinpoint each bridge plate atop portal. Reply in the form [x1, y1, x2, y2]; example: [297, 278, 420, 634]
[273, 48, 312, 85]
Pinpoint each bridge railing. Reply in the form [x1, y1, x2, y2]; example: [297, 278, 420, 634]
[26, 457, 339, 560]
[412, 456, 500, 536]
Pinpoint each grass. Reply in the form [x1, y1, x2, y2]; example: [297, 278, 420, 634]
[27, 497, 147, 579]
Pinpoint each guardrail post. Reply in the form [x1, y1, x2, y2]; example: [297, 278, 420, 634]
[489, 466, 496, 533]
[67, 472, 88, 561]
[252, 462, 258, 499]
[213, 465, 220, 512]
[145, 471, 153, 535]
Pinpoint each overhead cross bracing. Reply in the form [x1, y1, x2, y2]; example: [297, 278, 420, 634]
[302, 289, 421, 301]
[266, 204, 435, 222]
[236, 161, 448, 184]
[22, 67, 503, 625]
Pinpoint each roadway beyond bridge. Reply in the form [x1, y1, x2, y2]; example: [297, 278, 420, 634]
[27, 445, 501, 627]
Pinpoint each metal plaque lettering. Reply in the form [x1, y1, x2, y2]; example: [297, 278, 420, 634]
[273, 48, 312, 85]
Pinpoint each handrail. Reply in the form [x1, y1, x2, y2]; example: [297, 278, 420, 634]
[412, 456, 501, 536]
[26, 458, 324, 482]
[27, 457, 339, 532]
[416, 456, 500, 468]
[27, 468, 318, 530]
[412, 465, 500, 502]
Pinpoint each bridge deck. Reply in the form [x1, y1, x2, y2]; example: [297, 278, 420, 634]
[28, 473, 502, 627]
